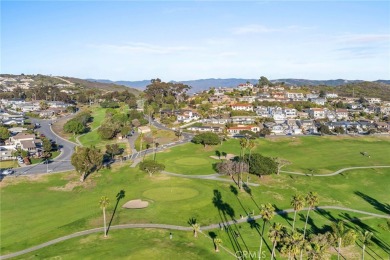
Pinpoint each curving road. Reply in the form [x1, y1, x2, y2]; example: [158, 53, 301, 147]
[1, 205, 388, 259]
[12, 119, 77, 175]
[281, 165, 390, 177]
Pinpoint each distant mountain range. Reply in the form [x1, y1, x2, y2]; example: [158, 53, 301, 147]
[86, 78, 390, 93]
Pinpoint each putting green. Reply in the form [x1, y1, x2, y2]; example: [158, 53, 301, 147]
[143, 187, 199, 201]
[174, 157, 209, 166]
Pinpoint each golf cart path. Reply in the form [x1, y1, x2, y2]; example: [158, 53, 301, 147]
[281, 165, 390, 176]
[161, 171, 260, 186]
[1, 205, 388, 260]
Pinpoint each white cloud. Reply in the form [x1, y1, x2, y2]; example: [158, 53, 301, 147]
[337, 33, 390, 44]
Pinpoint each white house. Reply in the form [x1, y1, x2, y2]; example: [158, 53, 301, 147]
[283, 108, 297, 118]
[227, 125, 260, 135]
[237, 83, 254, 91]
[335, 109, 349, 120]
[230, 103, 254, 111]
[309, 108, 326, 119]
[311, 98, 326, 106]
[326, 93, 339, 98]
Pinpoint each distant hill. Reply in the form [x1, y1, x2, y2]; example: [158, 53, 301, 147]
[86, 78, 374, 93]
[86, 77, 390, 101]
[65, 77, 141, 95]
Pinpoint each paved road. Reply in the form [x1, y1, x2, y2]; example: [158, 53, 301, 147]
[281, 165, 390, 177]
[1, 205, 388, 259]
[12, 119, 77, 175]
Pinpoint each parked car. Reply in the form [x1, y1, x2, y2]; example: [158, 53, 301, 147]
[2, 169, 14, 175]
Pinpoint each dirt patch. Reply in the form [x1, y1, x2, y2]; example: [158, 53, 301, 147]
[49, 179, 95, 191]
[210, 153, 236, 160]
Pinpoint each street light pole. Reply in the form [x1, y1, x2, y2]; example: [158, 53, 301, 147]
[46, 159, 48, 173]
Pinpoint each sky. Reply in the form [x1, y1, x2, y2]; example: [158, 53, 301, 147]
[1, 1, 390, 81]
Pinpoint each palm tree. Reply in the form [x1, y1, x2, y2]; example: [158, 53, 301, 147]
[282, 231, 304, 260]
[99, 196, 110, 237]
[291, 194, 305, 230]
[259, 203, 275, 259]
[268, 222, 285, 260]
[301, 192, 319, 259]
[214, 238, 222, 252]
[331, 220, 356, 260]
[239, 138, 249, 189]
[192, 223, 200, 238]
[359, 230, 373, 260]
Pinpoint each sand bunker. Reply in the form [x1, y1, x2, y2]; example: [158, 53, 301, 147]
[122, 199, 149, 209]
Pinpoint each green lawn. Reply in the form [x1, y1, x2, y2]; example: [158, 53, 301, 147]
[1, 136, 389, 258]
[0, 160, 18, 169]
[157, 136, 390, 175]
[12, 229, 232, 260]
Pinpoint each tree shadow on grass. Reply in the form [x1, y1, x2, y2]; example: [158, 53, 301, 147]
[107, 189, 125, 234]
[314, 207, 337, 223]
[354, 191, 390, 215]
[230, 185, 248, 216]
[339, 212, 377, 233]
[212, 189, 252, 257]
[273, 204, 293, 227]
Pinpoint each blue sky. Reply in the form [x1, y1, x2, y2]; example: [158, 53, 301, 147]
[1, 1, 389, 81]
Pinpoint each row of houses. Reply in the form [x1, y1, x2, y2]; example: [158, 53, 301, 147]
[186, 119, 390, 137]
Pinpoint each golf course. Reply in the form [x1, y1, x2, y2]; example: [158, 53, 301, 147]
[1, 135, 389, 259]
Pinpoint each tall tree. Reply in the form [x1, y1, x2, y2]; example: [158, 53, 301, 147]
[291, 194, 305, 230]
[268, 222, 286, 260]
[71, 146, 104, 182]
[99, 196, 110, 237]
[239, 138, 249, 189]
[359, 230, 373, 260]
[0, 126, 10, 141]
[303, 192, 319, 238]
[259, 203, 275, 259]
[331, 220, 357, 260]
[301, 192, 319, 260]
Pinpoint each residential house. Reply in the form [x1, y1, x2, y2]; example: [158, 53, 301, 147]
[335, 109, 349, 120]
[238, 96, 257, 103]
[366, 98, 381, 104]
[7, 133, 41, 155]
[7, 127, 27, 134]
[230, 116, 257, 125]
[255, 107, 271, 118]
[187, 126, 223, 133]
[306, 93, 319, 99]
[230, 103, 254, 111]
[309, 108, 326, 119]
[177, 110, 200, 123]
[310, 98, 326, 106]
[283, 108, 297, 118]
[138, 126, 151, 134]
[374, 122, 389, 132]
[237, 83, 254, 91]
[326, 93, 338, 98]
[0, 146, 15, 160]
[297, 119, 317, 134]
[227, 125, 260, 136]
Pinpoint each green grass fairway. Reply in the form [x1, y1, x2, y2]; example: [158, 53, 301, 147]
[175, 157, 210, 166]
[158, 136, 390, 175]
[156, 143, 221, 175]
[143, 187, 199, 201]
[12, 229, 232, 260]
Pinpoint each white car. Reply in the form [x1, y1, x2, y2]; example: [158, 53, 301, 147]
[2, 169, 14, 175]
